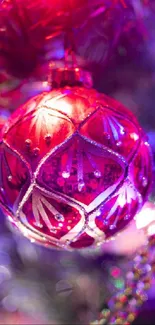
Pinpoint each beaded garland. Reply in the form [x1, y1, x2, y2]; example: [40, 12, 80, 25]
[91, 233, 155, 325]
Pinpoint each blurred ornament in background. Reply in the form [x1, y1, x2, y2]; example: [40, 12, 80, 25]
[0, 65, 152, 250]
[0, 0, 132, 79]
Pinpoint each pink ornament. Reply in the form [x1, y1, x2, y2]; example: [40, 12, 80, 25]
[0, 87, 152, 250]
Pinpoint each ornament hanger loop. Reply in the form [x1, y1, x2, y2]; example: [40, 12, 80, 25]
[48, 0, 93, 89]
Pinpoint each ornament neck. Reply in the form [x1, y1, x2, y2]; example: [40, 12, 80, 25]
[48, 66, 93, 89]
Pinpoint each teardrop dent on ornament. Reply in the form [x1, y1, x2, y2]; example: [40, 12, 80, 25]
[116, 141, 122, 147]
[120, 128, 125, 135]
[124, 214, 130, 220]
[104, 132, 111, 140]
[138, 173, 148, 188]
[44, 134, 51, 145]
[78, 180, 85, 192]
[33, 221, 43, 228]
[109, 224, 116, 230]
[55, 214, 65, 222]
[25, 139, 32, 148]
[33, 147, 40, 157]
[142, 177, 148, 188]
[7, 175, 13, 182]
[50, 227, 57, 233]
[104, 220, 108, 226]
[94, 170, 102, 178]
[62, 171, 70, 179]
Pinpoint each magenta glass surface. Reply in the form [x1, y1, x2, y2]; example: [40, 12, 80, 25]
[0, 87, 152, 250]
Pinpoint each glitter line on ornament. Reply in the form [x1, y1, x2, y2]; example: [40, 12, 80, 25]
[103, 180, 141, 228]
[20, 205, 86, 248]
[34, 135, 128, 214]
[129, 140, 151, 189]
[40, 104, 73, 125]
[44, 95, 77, 122]
[33, 113, 128, 182]
[2, 150, 12, 180]
[138, 141, 150, 188]
[3, 142, 31, 180]
[79, 134, 127, 166]
[77, 141, 85, 192]
[34, 134, 76, 178]
[35, 131, 127, 196]
[61, 138, 102, 187]
[17, 184, 87, 247]
[86, 181, 123, 214]
[0, 154, 6, 203]
[32, 188, 60, 232]
[16, 179, 122, 246]
[102, 113, 125, 144]
[87, 152, 101, 178]
[19, 211, 64, 249]
[62, 148, 73, 179]
[109, 116, 125, 141]
[85, 222, 105, 244]
[42, 177, 125, 214]
[59, 221, 87, 246]
[27, 106, 54, 144]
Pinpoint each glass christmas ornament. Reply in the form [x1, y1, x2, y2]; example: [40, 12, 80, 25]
[0, 67, 152, 250]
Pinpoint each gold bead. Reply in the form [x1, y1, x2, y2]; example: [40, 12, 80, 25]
[133, 266, 142, 274]
[137, 298, 144, 306]
[136, 291, 148, 305]
[115, 302, 123, 310]
[133, 272, 141, 280]
[127, 313, 136, 322]
[115, 317, 124, 324]
[144, 281, 151, 290]
[124, 288, 132, 296]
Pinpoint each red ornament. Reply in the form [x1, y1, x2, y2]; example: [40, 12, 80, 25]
[0, 83, 152, 250]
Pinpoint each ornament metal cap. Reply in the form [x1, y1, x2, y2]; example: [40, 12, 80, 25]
[48, 64, 93, 89]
